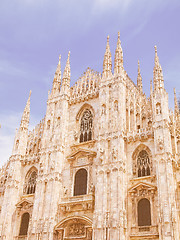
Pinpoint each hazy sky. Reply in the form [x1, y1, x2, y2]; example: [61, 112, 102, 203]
[0, 0, 180, 165]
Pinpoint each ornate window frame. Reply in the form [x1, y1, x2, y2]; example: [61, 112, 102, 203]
[23, 167, 38, 195]
[128, 182, 158, 237]
[15, 199, 33, 238]
[132, 144, 153, 178]
[76, 103, 95, 144]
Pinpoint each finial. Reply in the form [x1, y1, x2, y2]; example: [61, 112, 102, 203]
[174, 88, 176, 95]
[29, 90, 32, 98]
[102, 35, 112, 78]
[62, 51, 71, 84]
[138, 60, 140, 70]
[59, 54, 61, 63]
[153, 44, 164, 91]
[114, 31, 123, 75]
[154, 45, 157, 53]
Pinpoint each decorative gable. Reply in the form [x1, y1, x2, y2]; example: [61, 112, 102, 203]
[16, 199, 33, 216]
[128, 182, 157, 198]
[67, 149, 96, 167]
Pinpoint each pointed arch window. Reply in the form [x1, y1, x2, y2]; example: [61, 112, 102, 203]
[80, 109, 93, 143]
[138, 198, 151, 226]
[74, 168, 87, 196]
[24, 171, 37, 195]
[137, 150, 150, 177]
[19, 212, 30, 236]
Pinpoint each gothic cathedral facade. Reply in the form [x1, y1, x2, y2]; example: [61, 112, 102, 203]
[0, 33, 180, 240]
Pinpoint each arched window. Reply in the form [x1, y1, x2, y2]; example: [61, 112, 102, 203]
[74, 168, 87, 196]
[138, 198, 151, 226]
[19, 212, 30, 236]
[24, 171, 37, 195]
[80, 109, 93, 143]
[137, 150, 150, 177]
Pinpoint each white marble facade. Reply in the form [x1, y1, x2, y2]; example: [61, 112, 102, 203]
[0, 33, 180, 240]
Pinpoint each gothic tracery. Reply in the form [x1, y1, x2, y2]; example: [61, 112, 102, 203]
[80, 109, 93, 143]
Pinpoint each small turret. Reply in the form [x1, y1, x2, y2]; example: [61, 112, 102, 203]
[137, 60, 143, 93]
[114, 32, 123, 75]
[102, 35, 112, 78]
[52, 55, 61, 95]
[153, 46, 164, 92]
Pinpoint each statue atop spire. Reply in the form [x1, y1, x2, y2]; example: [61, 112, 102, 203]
[62, 51, 71, 86]
[137, 60, 143, 93]
[20, 90, 31, 131]
[52, 55, 61, 94]
[102, 35, 112, 78]
[153, 45, 164, 91]
[114, 32, 123, 75]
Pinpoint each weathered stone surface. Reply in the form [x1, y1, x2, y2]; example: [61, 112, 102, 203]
[0, 34, 180, 240]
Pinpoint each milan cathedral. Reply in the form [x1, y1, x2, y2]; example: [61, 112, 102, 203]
[0, 33, 180, 240]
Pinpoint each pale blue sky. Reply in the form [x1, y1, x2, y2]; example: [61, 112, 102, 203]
[0, 0, 180, 165]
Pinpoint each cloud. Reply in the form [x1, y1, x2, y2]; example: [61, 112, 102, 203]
[0, 59, 26, 76]
[93, 0, 133, 13]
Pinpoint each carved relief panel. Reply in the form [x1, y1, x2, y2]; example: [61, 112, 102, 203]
[55, 217, 92, 240]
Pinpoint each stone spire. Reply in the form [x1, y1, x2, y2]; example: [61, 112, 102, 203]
[150, 79, 153, 101]
[12, 91, 31, 155]
[174, 88, 179, 116]
[20, 90, 31, 130]
[153, 46, 164, 91]
[62, 51, 71, 86]
[114, 32, 123, 75]
[52, 55, 61, 94]
[102, 35, 112, 78]
[137, 60, 143, 93]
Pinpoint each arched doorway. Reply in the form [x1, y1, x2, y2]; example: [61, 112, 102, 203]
[54, 216, 92, 240]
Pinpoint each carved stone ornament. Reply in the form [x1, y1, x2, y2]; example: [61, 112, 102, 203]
[128, 182, 156, 198]
[16, 199, 33, 216]
[68, 223, 85, 237]
[157, 137, 164, 151]
[67, 149, 96, 166]
[55, 216, 92, 240]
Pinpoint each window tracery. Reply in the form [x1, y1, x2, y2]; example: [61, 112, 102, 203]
[24, 171, 37, 195]
[80, 109, 93, 143]
[137, 150, 150, 177]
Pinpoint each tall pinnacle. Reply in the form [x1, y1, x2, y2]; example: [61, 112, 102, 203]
[137, 60, 143, 93]
[150, 79, 153, 100]
[114, 32, 123, 75]
[153, 45, 164, 91]
[102, 35, 112, 78]
[52, 55, 61, 94]
[62, 51, 71, 86]
[174, 88, 179, 116]
[20, 91, 31, 130]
